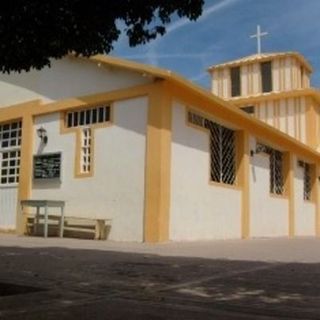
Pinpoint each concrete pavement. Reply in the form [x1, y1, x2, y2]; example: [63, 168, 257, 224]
[0, 235, 320, 319]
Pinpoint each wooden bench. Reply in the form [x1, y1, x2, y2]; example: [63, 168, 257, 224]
[26, 215, 111, 240]
[63, 217, 111, 240]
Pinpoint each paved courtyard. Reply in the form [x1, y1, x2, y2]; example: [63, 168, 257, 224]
[1, 235, 320, 319]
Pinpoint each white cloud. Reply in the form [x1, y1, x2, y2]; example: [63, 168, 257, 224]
[146, 0, 239, 65]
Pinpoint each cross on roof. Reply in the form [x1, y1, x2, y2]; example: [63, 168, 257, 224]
[250, 25, 268, 54]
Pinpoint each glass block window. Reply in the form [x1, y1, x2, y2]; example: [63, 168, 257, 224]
[66, 105, 110, 128]
[0, 121, 22, 185]
[188, 110, 236, 186]
[0, 121, 22, 149]
[1, 150, 21, 185]
[80, 128, 92, 174]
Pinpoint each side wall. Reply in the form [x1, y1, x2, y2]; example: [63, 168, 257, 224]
[0, 57, 150, 107]
[170, 102, 242, 241]
[31, 97, 148, 241]
[249, 137, 289, 237]
[294, 158, 316, 236]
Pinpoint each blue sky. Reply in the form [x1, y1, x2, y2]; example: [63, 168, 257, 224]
[112, 0, 320, 89]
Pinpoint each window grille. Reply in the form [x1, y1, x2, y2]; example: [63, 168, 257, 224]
[209, 122, 236, 185]
[188, 111, 236, 185]
[256, 143, 284, 195]
[66, 105, 110, 128]
[80, 128, 92, 174]
[303, 162, 312, 201]
[269, 148, 284, 195]
[0, 121, 22, 185]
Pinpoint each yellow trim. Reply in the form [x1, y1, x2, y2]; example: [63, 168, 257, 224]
[284, 152, 295, 236]
[186, 107, 241, 189]
[208, 52, 313, 73]
[237, 130, 250, 238]
[269, 193, 288, 200]
[229, 87, 320, 106]
[60, 104, 114, 178]
[315, 165, 320, 236]
[209, 180, 241, 190]
[170, 82, 320, 163]
[73, 128, 95, 178]
[16, 114, 35, 234]
[144, 81, 172, 243]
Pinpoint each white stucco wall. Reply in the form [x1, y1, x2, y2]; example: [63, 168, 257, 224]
[294, 158, 316, 236]
[0, 57, 151, 107]
[0, 186, 18, 230]
[249, 137, 289, 237]
[31, 96, 148, 241]
[170, 102, 242, 241]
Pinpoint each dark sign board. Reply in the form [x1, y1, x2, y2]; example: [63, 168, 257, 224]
[33, 153, 61, 180]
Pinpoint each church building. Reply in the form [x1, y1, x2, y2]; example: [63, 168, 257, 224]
[0, 44, 319, 242]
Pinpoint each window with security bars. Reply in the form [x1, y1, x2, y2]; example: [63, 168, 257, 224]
[269, 148, 284, 195]
[187, 111, 236, 185]
[302, 162, 312, 201]
[209, 122, 236, 185]
[66, 105, 110, 128]
[80, 128, 92, 174]
[0, 121, 22, 185]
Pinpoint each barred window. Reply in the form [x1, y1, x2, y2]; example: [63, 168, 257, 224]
[80, 128, 92, 174]
[209, 122, 236, 185]
[304, 163, 312, 201]
[66, 105, 110, 128]
[188, 111, 236, 185]
[0, 121, 22, 185]
[270, 149, 284, 195]
[298, 161, 313, 201]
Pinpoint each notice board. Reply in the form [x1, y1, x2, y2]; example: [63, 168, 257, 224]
[33, 153, 62, 180]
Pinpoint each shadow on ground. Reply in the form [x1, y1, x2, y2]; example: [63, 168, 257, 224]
[0, 245, 319, 319]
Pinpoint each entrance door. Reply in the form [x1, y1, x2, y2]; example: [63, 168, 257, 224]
[0, 121, 22, 230]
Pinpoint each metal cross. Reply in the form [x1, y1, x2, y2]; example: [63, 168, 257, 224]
[250, 25, 268, 54]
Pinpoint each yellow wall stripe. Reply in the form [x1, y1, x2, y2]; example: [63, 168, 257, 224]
[144, 81, 172, 242]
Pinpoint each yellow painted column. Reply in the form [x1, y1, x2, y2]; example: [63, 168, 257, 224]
[16, 115, 34, 234]
[144, 81, 172, 243]
[314, 164, 320, 236]
[237, 130, 250, 239]
[284, 152, 295, 237]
